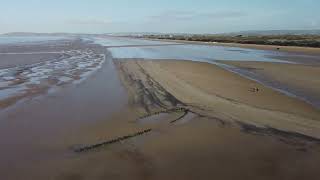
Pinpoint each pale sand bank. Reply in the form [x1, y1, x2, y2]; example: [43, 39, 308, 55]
[116, 60, 320, 136]
[219, 60, 320, 108]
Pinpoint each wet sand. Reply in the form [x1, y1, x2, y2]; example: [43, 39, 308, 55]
[0, 39, 98, 68]
[0, 39, 110, 108]
[0, 40, 128, 179]
[0, 53, 62, 69]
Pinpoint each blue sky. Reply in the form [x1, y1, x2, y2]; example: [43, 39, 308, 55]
[0, 0, 319, 34]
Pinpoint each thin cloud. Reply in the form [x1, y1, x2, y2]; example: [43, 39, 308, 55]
[66, 19, 112, 25]
[309, 20, 320, 28]
[148, 10, 247, 22]
[200, 12, 247, 19]
[149, 11, 196, 21]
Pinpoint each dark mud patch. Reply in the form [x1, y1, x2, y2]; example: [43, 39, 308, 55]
[137, 107, 187, 120]
[170, 111, 189, 123]
[238, 121, 320, 150]
[171, 111, 197, 124]
[136, 107, 196, 125]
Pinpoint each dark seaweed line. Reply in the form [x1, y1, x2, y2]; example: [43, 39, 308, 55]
[138, 107, 188, 120]
[238, 121, 320, 145]
[74, 129, 152, 153]
[170, 111, 189, 123]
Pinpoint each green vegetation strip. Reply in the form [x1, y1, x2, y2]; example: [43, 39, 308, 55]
[143, 34, 320, 48]
[74, 129, 152, 153]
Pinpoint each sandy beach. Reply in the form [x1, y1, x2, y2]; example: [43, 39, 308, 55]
[1, 0, 320, 179]
[1, 37, 320, 180]
[48, 58, 320, 180]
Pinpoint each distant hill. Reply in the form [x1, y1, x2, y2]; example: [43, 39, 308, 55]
[3, 30, 320, 37]
[2, 32, 66, 36]
[1, 32, 100, 37]
[226, 30, 320, 36]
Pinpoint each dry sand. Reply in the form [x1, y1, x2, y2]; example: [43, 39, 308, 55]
[219, 60, 320, 107]
[118, 60, 320, 134]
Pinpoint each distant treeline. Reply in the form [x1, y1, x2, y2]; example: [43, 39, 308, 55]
[143, 34, 320, 48]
